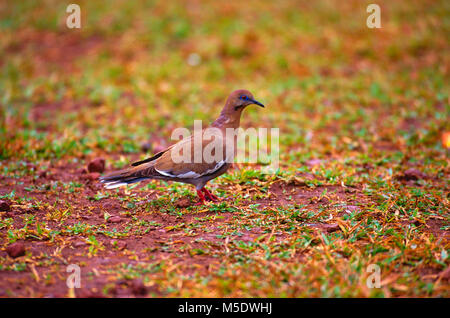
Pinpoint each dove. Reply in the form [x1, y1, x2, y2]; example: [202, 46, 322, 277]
[100, 89, 264, 205]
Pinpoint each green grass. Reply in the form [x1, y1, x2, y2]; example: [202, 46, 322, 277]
[0, 0, 448, 298]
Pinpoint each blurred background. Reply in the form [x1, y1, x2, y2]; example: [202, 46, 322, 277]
[0, 0, 448, 166]
[0, 0, 449, 299]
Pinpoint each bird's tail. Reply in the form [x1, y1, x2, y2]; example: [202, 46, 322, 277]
[99, 166, 149, 189]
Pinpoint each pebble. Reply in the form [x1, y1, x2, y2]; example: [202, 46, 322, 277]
[131, 279, 147, 296]
[175, 197, 191, 208]
[140, 141, 152, 152]
[396, 168, 427, 181]
[86, 172, 100, 181]
[323, 224, 340, 233]
[108, 216, 122, 223]
[88, 158, 105, 173]
[74, 241, 87, 248]
[6, 242, 26, 258]
[0, 200, 11, 212]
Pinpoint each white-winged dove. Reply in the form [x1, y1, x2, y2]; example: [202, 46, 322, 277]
[100, 89, 264, 204]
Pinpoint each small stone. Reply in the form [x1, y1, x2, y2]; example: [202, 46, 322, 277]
[87, 158, 105, 173]
[323, 224, 340, 233]
[108, 216, 122, 223]
[175, 197, 191, 208]
[0, 200, 11, 212]
[74, 241, 87, 248]
[397, 168, 427, 181]
[140, 141, 152, 152]
[131, 279, 147, 296]
[86, 172, 100, 181]
[6, 242, 25, 258]
[38, 170, 48, 179]
[405, 168, 426, 179]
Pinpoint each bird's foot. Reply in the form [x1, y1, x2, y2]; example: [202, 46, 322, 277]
[195, 190, 207, 206]
[195, 188, 219, 205]
[201, 188, 220, 202]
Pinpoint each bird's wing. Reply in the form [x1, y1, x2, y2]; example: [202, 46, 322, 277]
[131, 146, 172, 166]
[153, 132, 229, 179]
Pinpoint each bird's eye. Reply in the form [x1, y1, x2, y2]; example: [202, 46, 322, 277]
[240, 95, 247, 100]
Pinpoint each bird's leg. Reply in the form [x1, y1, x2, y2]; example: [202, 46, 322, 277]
[201, 188, 219, 202]
[195, 189, 207, 205]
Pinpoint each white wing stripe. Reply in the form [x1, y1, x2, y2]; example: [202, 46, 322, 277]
[177, 171, 201, 178]
[155, 168, 176, 178]
[104, 182, 127, 189]
[203, 160, 225, 176]
[155, 160, 225, 179]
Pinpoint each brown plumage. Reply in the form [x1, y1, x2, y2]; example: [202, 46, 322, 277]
[100, 89, 264, 204]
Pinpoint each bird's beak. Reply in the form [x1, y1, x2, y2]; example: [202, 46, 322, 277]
[249, 98, 265, 108]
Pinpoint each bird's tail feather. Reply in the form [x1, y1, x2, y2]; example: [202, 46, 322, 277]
[99, 167, 150, 189]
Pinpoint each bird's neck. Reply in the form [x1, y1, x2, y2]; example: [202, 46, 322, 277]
[211, 100, 245, 130]
[211, 110, 242, 130]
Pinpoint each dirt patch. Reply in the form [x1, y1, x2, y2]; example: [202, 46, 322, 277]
[5, 29, 104, 74]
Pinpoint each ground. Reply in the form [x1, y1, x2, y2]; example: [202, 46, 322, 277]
[0, 0, 449, 297]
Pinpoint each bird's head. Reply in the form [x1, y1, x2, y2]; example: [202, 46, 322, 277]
[227, 89, 265, 112]
[212, 89, 265, 128]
